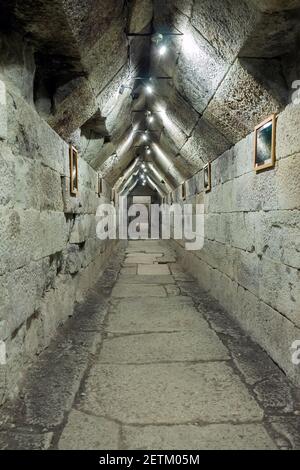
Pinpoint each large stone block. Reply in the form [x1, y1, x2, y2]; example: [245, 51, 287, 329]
[6, 90, 66, 175]
[235, 251, 260, 296]
[128, 0, 153, 32]
[0, 260, 47, 340]
[212, 269, 239, 315]
[36, 211, 68, 260]
[240, 6, 300, 57]
[250, 0, 300, 12]
[233, 284, 300, 385]
[232, 170, 278, 212]
[82, 18, 127, 96]
[198, 240, 237, 280]
[227, 212, 256, 253]
[48, 78, 97, 140]
[204, 59, 284, 143]
[259, 257, 300, 326]
[180, 118, 232, 172]
[69, 214, 96, 244]
[0, 33, 35, 103]
[174, 25, 229, 115]
[276, 104, 300, 160]
[233, 132, 254, 178]
[0, 208, 39, 275]
[206, 179, 233, 213]
[13, 158, 64, 212]
[211, 147, 235, 186]
[0, 80, 7, 140]
[204, 213, 229, 244]
[255, 210, 300, 269]
[0, 143, 16, 207]
[276, 154, 300, 210]
[40, 277, 76, 348]
[191, 0, 258, 62]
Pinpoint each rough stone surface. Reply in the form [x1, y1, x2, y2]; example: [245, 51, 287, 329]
[176, 102, 300, 388]
[100, 330, 229, 364]
[80, 362, 263, 424]
[0, 82, 116, 402]
[0, 79, 7, 140]
[59, 410, 120, 450]
[138, 264, 170, 275]
[123, 423, 276, 450]
[1, 241, 300, 450]
[204, 59, 285, 143]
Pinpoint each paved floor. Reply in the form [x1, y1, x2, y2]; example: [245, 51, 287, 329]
[57, 241, 281, 450]
[1, 241, 300, 450]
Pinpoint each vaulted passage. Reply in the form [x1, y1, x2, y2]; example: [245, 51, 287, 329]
[0, 0, 300, 451]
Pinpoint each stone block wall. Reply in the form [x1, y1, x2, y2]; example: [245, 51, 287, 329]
[173, 103, 300, 385]
[0, 78, 117, 403]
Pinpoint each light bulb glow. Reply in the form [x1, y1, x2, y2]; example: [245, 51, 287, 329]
[145, 84, 153, 94]
[158, 44, 167, 56]
[148, 115, 154, 123]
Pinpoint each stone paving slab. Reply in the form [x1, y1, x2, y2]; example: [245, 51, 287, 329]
[123, 424, 276, 450]
[58, 410, 120, 450]
[123, 423, 276, 450]
[79, 362, 264, 424]
[0, 431, 53, 450]
[117, 274, 175, 284]
[138, 264, 170, 275]
[126, 252, 163, 258]
[111, 284, 166, 298]
[124, 257, 162, 265]
[107, 298, 208, 333]
[120, 266, 137, 275]
[100, 331, 230, 364]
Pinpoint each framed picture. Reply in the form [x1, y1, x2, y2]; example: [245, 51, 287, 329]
[203, 162, 211, 193]
[254, 114, 276, 172]
[69, 145, 79, 196]
[98, 175, 103, 197]
[181, 182, 186, 201]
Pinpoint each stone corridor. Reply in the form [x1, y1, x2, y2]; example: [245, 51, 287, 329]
[1, 241, 299, 450]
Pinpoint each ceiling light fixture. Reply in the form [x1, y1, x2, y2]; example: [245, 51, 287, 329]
[151, 32, 164, 45]
[145, 111, 154, 124]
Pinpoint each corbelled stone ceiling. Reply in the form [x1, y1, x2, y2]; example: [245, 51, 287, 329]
[1, 0, 300, 193]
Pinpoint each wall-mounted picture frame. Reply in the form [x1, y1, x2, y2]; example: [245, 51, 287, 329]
[203, 162, 211, 193]
[98, 174, 103, 197]
[69, 145, 79, 196]
[181, 182, 186, 201]
[254, 114, 277, 172]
